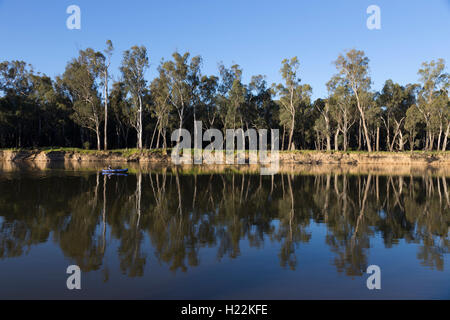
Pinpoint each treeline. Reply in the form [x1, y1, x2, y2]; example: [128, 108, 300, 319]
[0, 42, 448, 151]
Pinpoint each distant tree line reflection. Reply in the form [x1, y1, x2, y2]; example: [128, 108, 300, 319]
[0, 170, 448, 278]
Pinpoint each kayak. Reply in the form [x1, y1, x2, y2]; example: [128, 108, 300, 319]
[101, 168, 128, 174]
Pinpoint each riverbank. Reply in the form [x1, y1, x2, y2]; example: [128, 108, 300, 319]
[0, 148, 170, 163]
[2, 148, 450, 165]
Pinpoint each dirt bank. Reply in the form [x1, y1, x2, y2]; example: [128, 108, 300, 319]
[1, 149, 450, 166]
[277, 151, 450, 165]
[0, 149, 170, 163]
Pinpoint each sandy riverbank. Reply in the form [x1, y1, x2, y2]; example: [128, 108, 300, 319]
[2, 149, 450, 165]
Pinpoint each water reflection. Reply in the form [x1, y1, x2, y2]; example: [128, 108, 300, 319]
[0, 168, 448, 279]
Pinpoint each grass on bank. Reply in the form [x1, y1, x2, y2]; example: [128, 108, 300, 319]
[2, 147, 450, 156]
[280, 149, 450, 155]
[3, 147, 168, 156]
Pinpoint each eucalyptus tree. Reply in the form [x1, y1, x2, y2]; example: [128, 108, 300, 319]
[313, 98, 332, 151]
[441, 96, 450, 151]
[149, 72, 173, 149]
[52, 76, 77, 147]
[436, 89, 450, 151]
[313, 110, 329, 151]
[158, 52, 201, 145]
[216, 63, 246, 131]
[198, 75, 219, 129]
[326, 77, 356, 151]
[416, 59, 449, 150]
[189, 56, 202, 128]
[28, 74, 59, 146]
[378, 80, 417, 151]
[0, 60, 33, 97]
[334, 50, 373, 151]
[0, 60, 34, 147]
[240, 75, 268, 132]
[363, 91, 382, 151]
[247, 75, 277, 130]
[227, 65, 246, 130]
[120, 45, 149, 149]
[274, 57, 312, 150]
[405, 104, 424, 151]
[101, 40, 114, 150]
[62, 49, 104, 150]
[109, 81, 132, 148]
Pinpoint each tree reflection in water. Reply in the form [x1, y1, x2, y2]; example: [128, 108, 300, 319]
[0, 169, 448, 278]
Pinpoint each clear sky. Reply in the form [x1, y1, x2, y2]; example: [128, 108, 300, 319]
[1, 0, 449, 99]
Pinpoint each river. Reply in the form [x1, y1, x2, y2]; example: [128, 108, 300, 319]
[0, 163, 448, 299]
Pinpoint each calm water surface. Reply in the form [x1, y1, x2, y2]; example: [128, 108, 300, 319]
[0, 164, 449, 299]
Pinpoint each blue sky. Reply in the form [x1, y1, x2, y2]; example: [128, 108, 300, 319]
[0, 0, 449, 99]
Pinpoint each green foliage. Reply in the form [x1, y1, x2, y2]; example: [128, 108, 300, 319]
[0, 46, 448, 152]
[273, 57, 312, 150]
[120, 45, 149, 149]
[61, 48, 105, 150]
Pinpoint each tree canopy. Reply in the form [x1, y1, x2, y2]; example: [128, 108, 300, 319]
[0, 44, 448, 152]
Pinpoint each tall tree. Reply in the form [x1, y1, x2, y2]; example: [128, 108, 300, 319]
[101, 40, 114, 150]
[158, 52, 201, 145]
[405, 104, 423, 151]
[378, 80, 417, 151]
[248, 75, 277, 130]
[62, 49, 104, 150]
[217, 64, 246, 130]
[109, 81, 132, 148]
[274, 57, 311, 150]
[29, 74, 61, 147]
[326, 77, 356, 151]
[198, 75, 219, 128]
[416, 59, 449, 150]
[120, 45, 149, 149]
[0, 61, 34, 147]
[149, 72, 173, 149]
[436, 89, 450, 151]
[314, 98, 332, 151]
[334, 50, 373, 151]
